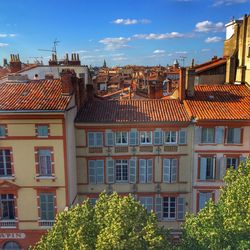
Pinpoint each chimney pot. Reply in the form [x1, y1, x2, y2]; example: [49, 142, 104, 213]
[9, 54, 22, 73]
[60, 69, 74, 95]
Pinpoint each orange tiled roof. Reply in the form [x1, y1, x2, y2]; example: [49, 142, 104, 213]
[0, 79, 71, 111]
[194, 58, 226, 73]
[184, 85, 250, 120]
[76, 99, 190, 123]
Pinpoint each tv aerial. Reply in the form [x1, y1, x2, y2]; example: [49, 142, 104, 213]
[179, 56, 187, 67]
[38, 39, 60, 60]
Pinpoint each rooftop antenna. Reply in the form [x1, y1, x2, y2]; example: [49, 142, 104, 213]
[179, 56, 187, 67]
[38, 39, 60, 61]
[28, 56, 44, 64]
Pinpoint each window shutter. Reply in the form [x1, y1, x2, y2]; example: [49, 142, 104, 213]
[155, 196, 162, 220]
[199, 192, 206, 210]
[154, 129, 163, 145]
[139, 159, 147, 183]
[171, 159, 177, 183]
[129, 130, 138, 146]
[219, 157, 226, 179]
[177, 197, 185, 220]
[215, 127, 224, 144]
[105, 131, 114, 146]
[200, 158, 207, 180]
[147, 159, 153, 183]
[129, 158, 137, 183]
[96, 160, 104, 184]
[212, 157, 216, 179]
[96, 132, 103, 147]
[88, 160, 96, 184]
[239, 156, 247, 164]
[88, 132, 95, 147]
[163, 159, 170, 183]
[179, 128, 187, 145]
[106, 159, 114, 183]
[234, 128, 241, 144]
[195, 127, 201, 144]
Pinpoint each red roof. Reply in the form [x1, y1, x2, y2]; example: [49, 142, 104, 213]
[184, 85, 250, 120]
[0, 79, 71, 111]
[76, 99, 190, 123]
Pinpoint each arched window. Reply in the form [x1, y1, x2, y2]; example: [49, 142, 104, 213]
[3, 241, 21, 250]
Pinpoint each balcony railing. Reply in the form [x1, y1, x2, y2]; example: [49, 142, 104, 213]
[0, 219, 17, 228]
[39, 220, 55, 228]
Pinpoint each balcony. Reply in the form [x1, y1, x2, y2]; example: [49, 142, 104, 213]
[89, 147, 103, 153]
[39, 220, 55, 228]
[0, 219, 17, 228]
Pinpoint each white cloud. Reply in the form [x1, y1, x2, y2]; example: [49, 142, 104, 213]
[0, 33, 17, 37]
[0, 43, 8, 47]
[201, 48, 211, 52]
[175, 51, 188, 54]
[9, 34, 17, 37]
[153, 49, 165, 54]
[99, 37, 132, 50]
[0, 34, 8, 37]
[113, 18, 151, 25]
[205, 36, 222, 43]
[74, 50, 87, 53]
[133, 32, 184, 40]
[195, 20, 224, 32]
[213, 0, 248, 6]
[112, 57, 127, 61]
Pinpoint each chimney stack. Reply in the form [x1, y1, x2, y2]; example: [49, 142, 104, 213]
[49, 53, 58, 66]
[9, 54, 22, 73]
[186, 68, 195, 98]
[60, 69, 75, 95]
[178, 67, 186, 102]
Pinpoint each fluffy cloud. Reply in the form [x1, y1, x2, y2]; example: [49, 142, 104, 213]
[99, 37, 131, 50]
[175, 51, 188, 54]
[0, 33, 17, 37]
[153, 49, 165, 54]
[195, 21, 224, 32]
[213, 0, 248, 6]
[205, 36, 222, 43]
[133, 32, 184, 40]
[0, 43, 8, 47]
[113, 18, 151, 25]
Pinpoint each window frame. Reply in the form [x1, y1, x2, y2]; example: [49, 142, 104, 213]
[36, 124, 49, 138]
[225, 127, 242, 144]
[0, 148, 13, 177]
[0, 194, 16, 221]
[115, 159, 128, 182]
[0, 125, 7, 138]
[162, 196, 176, 220]
[139, 196, 153, 213]
[88, 159, 104, 184]
[201, 127, 215, 144]
[115, 132, 128, 146]
[87, 132, 103, 147]
[226, 157, 238, 170]
[139, 159, 153, 183]
[197, 191, 214, 212]
[140, 131, 152, 145]
[164, 131, 178, 145]
[39, 192, 55, 221]
[199, 156, 216, 180]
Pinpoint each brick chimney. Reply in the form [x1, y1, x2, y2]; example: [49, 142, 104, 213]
[49, 54, 58, 66]
[178, 68, 186, 102]
[10, 54, 21, 73]
[68, 53, 81, 66]
[60, 69, 75, 95]
[186, 68, 195, 98]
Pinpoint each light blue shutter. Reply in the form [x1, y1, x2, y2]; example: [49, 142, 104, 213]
[171, 159, 177, 183]
[129, 158, 137, 183]
[195, 127, 201, 144]
[105, 131, 114, 146]
[88, 132, 95, 147]
[155, 196, 162, 220]
[215, 127, 224, 144]
[106, 159, 114, 183]
[177, 197, 185, 220]
[139, 159, 147, 183]
[147, 159, 153, 183]
[0, 126, 6, 137]
[219, 157, 226, 179]
[88, 160, 96, 184]
[163, 159, 170, 183]
[129, 130, 138, 146]
[179, 128, 187, 145]
[96, 160, 104, 183]
[239, 156, 247, 164]
[200, 158, 207, 180]
[154, 129, 163, 145]
[199, 193, 206, 210]
[234, 128, 241, 144]
[96, 132, 103, 147]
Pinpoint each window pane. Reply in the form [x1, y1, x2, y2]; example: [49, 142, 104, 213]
[37, 125, 49, 137]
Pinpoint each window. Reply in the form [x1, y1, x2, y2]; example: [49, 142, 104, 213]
[37, 125, 49, 137]
[139, 159, 153, 183]
[226, 157, 238, 170]
[0, 125, 6, 137]
[163, 159, 177, 183]
[88, 198, 97, 206]
[163, 197, 176, 219]
[140, 131, 152, 144]
[226, 128, 241, 144]
[164, 131, 177, 144]
[199, 157, 215, 180]
[201, 128, 215, 143]
[3, 241, 21, 250]
[0, 194, 15, 220]
[38, 149, 52, 176]
[40, 193, 54, 221]
[198, 192, 212, 211]
[139, 197, 153, 213]
[88, 160, 104, 184]
[88, 132, 103, 147]
[115, 132, 128, 145]
[0, 149, 12, 177]
[115, 160, 128, 182]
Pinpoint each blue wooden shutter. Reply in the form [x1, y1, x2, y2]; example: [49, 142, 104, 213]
[155, 196, 162, 220]
[200, 157, 207, 180]
[129, 130, 138, 146]
[215, 127, 224, 144]
[171, 159, 177, 183]
[177, 197, 185, 220]
[139, 159, 147, 183]
[234, 128, 241, 144]
[106, 159, 114, 183]
[96, 160, 104, 183]
[105, 131, 114, 146]
[88, 160, 96, 184]
[179, 128, 187, 145]
[129, 158, 137, 183]
[147, 159, 153, 183]
[96, 132, 103, 147]
[163, 159, 170, 183]
[195, 127, 201, 144]
[88, 132, 95, 147]
[154, 129, 163, 145]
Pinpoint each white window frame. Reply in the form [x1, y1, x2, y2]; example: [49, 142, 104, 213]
[140, 131, 152, 145]
[201, 127, 215, 144]
[164, 131, 177, 144]
[162, 197, 176, 220]
[115, 132, 128, 146]
[0, 149, 12, 177]
[139, 159, 153, 183]
[163, 159, 177, 183]
[38, 149, 52, 176]
[226, 157, 238, 170]
[115, 160, 128, 182]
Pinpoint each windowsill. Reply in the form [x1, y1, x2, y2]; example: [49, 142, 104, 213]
[37, 136, 49, 138]
[140, 143, 152, 145]
[115, 181, 129, 183]
[0, 136, 7, 138]
[224, 143, 243, 146]
[162, 218, 176, 221]
[0, 175, 15, 180]
[115, 144, 128, 146]
[198, 143, 217, 146]
[0, 219, 17, 228]
[35, 175, 56, 180]
[164, 143, 178, 145]
[196, 179, 221, 182]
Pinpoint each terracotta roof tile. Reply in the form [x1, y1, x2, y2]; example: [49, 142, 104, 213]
[0, 79, 71, 111]
[76, 99, 190, 123]
[195, 58, 226, 74]
[184, 85, 250, 120]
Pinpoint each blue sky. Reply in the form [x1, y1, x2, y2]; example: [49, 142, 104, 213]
[0, 0, 249, 67]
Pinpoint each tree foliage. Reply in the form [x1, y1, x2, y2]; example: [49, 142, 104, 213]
[33, 192, 170, 250]
[180, 158, 250, 250]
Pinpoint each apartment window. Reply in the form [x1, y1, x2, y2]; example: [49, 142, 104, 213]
[139, 197, 153, 213]
[38, 149, 52, 176]
[40, 193, 55, 221]
[2, 242, 21, 250]
[115, 160, 128, 182]
[163, 159, 177, 183]
[0, 149, 12, 176]
[226, 157, 238, 170]
[163, 197, 176, 219]
[87, 132, 103, 147]
[140, 131, 152, 144]
[199, 157, 215, 180]
[115, 132, 128, 145]
[198, 192, 212, 211]
[0, 194, 15, 220]
[139, 159, 153, 183]
[88, 198, 97, 206]
[88, 160, 104, 184]
[164, 131, 177, 144]
[201, 128, 215, 143]
[37, 125, 49, 137]
[226, 128, 241, 144]
[0, 125, 7, 137]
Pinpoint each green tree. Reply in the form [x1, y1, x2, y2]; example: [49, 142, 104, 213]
[180, 159, 250, 250]
[33, 192, 170, 250]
